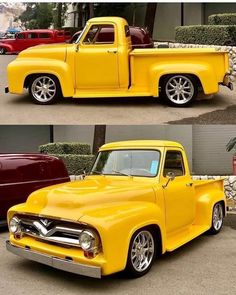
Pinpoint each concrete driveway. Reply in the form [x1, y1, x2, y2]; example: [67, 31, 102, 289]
[0, 55, 235, 125]
[0, 215, 235, 295]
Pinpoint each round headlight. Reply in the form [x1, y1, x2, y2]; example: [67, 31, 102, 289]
[79, 230, 95, 251]
[9, 216, 21, 234]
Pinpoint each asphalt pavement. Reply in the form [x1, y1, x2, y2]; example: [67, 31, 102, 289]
[0, 55, 236, 125]
[0, 215, 235, 295]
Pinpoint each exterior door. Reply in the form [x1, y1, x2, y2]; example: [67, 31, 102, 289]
[162, 149, 196, 234]
[75, 24, 119, 89]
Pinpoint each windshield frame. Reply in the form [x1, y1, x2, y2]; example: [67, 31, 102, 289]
[89, 148, 161, 178]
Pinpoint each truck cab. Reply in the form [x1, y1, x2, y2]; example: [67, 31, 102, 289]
[6, 17, 232, 107]
[6, 140, 226, 278]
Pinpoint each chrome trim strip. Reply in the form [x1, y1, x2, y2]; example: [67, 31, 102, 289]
[6, 241, 101, 279]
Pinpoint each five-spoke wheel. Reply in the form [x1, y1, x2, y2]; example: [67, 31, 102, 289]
[125, 229, 156, 277]
[29, 75, 61, 104]
[161, 74, 198, 107]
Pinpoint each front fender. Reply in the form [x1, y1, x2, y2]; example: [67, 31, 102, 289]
[149, 63, 218, 96]
[0, 43, 13, 52]
[7, 58, 74, 97]
[79, 201, 165, 275]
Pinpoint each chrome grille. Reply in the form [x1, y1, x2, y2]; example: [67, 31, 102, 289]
[18, 215, 83, 248]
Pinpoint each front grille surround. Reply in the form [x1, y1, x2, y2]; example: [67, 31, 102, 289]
[14, 214, 89, 248]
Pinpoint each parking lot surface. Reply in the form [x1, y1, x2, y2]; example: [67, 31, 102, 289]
[0, 55, 236, 125]
[0, 215, 235, 295]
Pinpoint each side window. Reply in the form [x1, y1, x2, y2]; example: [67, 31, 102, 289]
[39, 33, 50, 39]
[16, 33, 25, 39]
[28, 33, 38, 39]
[83, 24, 114, 45]
[163, 151, 185, 177]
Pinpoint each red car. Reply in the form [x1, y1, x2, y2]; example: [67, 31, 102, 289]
[70, 26, 154, 49]
[0, 29, 71, 55]
[0, 153, 70, 224]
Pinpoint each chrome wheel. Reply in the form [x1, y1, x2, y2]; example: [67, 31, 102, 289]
[165, 75, 195, 105]
[31, 76, 56, 103]
[0, 47, 5, 55]
[130, 230, 155, 273]
[213, 203, 223, 231]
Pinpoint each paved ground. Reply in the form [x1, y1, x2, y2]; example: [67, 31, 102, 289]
[0, 215, 235, 295]
[1, 55, 236, 125]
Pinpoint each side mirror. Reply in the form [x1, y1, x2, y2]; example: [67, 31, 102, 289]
[76, 43, 79, 52]
[163, 172, 175, 188]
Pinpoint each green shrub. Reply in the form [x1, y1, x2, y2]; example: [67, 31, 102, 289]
[51, 154, 95, 175]
[175, 25, 236, 46]
[209, 13, 236, 25]
[39, 142, 91, 155]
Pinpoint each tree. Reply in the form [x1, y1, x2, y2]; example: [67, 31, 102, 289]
[18, 3, 53, 29]
[92, 125, 106, 154]
[144, 3, 157, 36]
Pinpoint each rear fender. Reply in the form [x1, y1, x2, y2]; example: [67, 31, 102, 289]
[149, 63, 218, 96]
[195, 189, 226, 227]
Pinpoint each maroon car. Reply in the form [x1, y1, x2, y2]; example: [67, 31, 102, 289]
[0, 29, 71, 55]
[0, 154, 70, 224]
[70, 26, 154, 49]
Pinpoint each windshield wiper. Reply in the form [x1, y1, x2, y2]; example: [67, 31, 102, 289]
[112, 170, 131, 177]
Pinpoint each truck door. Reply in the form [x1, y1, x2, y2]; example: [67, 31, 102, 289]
[162, 149, 195, 234]
[75, 24, 119, 89]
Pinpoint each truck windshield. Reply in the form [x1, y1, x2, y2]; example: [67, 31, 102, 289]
[90, 150, 160, 177]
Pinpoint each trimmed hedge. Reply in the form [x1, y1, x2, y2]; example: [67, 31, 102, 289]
[51, 154, 95, 175]
[209, 13, 236, 25]
[39, 142, 91, 155]
[175, 25, 236, 46]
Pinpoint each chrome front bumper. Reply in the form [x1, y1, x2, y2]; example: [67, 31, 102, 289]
[6, 241, 101, 278]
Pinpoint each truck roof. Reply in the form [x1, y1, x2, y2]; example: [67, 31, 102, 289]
[88, 16, 127, 26]
[100, 140, 184, 150]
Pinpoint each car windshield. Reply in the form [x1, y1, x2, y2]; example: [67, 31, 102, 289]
[90, 149, 160, 177]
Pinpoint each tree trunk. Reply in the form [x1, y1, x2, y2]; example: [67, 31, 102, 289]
[89, 3, 94, 18]
[77, 3, 83, 28]
[144, 3, 157, 36]
[92, 125, 106, 154]
[57, 3, 62, 29]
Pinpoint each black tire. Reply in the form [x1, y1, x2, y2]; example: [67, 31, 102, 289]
[124, 228, 157, 278]
[207, 202, 224, 235]
[160, 74, 198, 107]
[0, 47, 6, 55]
[28, 74, 62, 105]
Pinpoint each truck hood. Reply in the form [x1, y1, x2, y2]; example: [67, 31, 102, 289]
[18, 43, 68, 61]
[21, 176, 156, 221]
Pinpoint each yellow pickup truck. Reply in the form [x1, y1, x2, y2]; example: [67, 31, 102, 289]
[6, 140, 226, 278]
[6, 17, 232, 107]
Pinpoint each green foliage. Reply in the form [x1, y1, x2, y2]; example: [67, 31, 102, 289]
[50, 154, 95, 175]
[94, 4, 128, 17]
[19, 3, 53, 29]
[175, 25, 236, 46]
[209, 13, 236, 25]
[39, 142, 91, 155]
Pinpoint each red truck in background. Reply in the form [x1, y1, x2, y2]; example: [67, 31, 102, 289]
[0, 29, 71, 54]
[0, 153, 70, 225]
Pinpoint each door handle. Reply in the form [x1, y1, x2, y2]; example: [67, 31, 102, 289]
[186, 183, 193, 187]
[107, 50, 117, 54]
